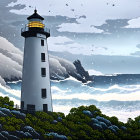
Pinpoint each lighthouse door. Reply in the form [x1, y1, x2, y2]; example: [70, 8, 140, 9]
[27, 104, 35, 112]
[43, 104, 48, 112]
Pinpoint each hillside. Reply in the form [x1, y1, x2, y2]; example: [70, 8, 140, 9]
[0, 96, 139, 140]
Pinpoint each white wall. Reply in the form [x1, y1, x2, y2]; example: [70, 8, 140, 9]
[21, 35, 53, 112]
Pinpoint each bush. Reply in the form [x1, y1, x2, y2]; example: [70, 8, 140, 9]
[0, 96, 139, 139]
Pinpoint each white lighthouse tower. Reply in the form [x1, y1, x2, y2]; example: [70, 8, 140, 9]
[21, 9, 53, 112]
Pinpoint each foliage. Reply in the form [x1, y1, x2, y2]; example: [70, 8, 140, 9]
[0, 96, 139, 139]
[0, 96, 14, 109]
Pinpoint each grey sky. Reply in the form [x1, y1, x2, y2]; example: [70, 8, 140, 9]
[1, 0, 140, 74]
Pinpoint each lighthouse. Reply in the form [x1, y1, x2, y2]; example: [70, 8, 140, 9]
[21, 9, 53, 112]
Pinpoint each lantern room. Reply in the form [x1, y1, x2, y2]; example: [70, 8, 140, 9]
[21, 9, 50, 38]
[27, 9, 45, 29]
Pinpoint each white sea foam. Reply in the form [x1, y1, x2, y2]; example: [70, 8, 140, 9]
[0, 78, 139, 123]
[7, 80, 22, 84]
[52, 91, 140, 101]
[51, 83, 140, 101]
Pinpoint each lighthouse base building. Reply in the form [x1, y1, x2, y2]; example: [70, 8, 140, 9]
[21, 10, 53, 112]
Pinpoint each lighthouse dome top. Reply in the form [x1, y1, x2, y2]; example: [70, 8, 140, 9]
[27, 9, 44, 20]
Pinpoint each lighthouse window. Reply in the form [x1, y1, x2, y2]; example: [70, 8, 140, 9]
[42, 89, 47, 98]
[41, 68, 46, 77]
[43, 104, 48, 112]
[41, 39, 44, 46]
[41, 53, 45, 62]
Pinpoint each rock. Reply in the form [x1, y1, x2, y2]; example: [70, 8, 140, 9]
[91, 111, 98, 115]
[92, 123, 102, 131]
[99, 122, 108, 130]
[8, 135, 20, 140]
[91, 118, 99, 124]
[0, 133, 8, 140]
[96, 116, 112, 126]
[24, 132, 32, 138]
[121, 126, 127, 131]
[0, 111, 7, 117]
[46, 132, 67, 140]
[4, 104, 9, 106]
[23, 126, 40, 139]
[112, 125, 119, 131]
[73, 60, 91, 82]
[83, 110, 93, 117]
[108, 126, 116, 133]
[10, 131, 27, 138]
[57, 117, 62, 122]
[11, 110, 26, 119]
[1, 108, 12, 117]
[52, 120, 58, 124]
[1, 131, 9, 138]
[1, 131, 20, 140]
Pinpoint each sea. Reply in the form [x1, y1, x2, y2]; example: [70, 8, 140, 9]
[0, 74, 140, 123]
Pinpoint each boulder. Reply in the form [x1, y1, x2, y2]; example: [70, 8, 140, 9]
[91, 111, 98, 115]
[1, 131, 9, 138]
[0, 133, 8, 140]
[91, 118, 100, 124]
[52, 120, 58, 124]
[92, 123, 102, 131]
[83, 110, 93, 117]
[8, 135, 20, 140]
[23, 126, 40, 139]
[46, 132, 67, 140]
[108, 126, 116, 133]
[1, 108, 12, 117]
[96, 116, 112, 126]
[111, 125, 119, 131]
[24, 132, 32, 138]
[0, 111, 7, 117]
[57, 117, 62, 122]
[11, 110, 26, 119]
[10, 131, 28, 138]
[73, 60, 91, 82]
[121, 126, 127, 131]
[99, 122, 108, 130]
[3, 104, 9, 106]
[1, 131, 20, 140]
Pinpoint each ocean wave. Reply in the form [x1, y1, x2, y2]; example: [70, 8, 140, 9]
[2, 78, 140, 123]
[7, 80, 22, 84]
